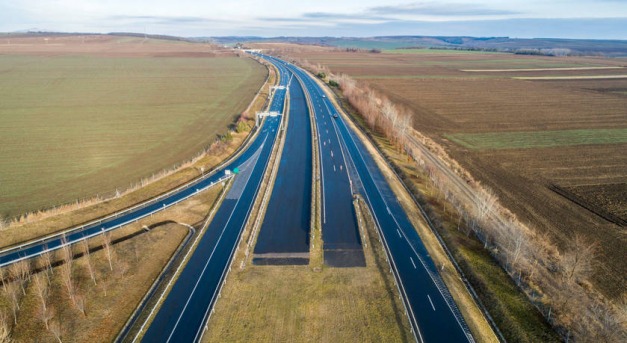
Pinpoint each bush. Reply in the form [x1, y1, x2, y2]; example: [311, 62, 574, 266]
[328, 80, 339, 88]
[236, 120, 250, 133]
[220, 131, 233, 143]
[316, 72, 326, 79]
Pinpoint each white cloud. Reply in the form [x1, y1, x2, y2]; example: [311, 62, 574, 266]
[0, 1, 626, 38]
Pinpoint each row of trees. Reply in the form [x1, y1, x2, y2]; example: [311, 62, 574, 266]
[334, 73, 412, 151]
[406, 131, 625, 340]
[288, 60, 625, 341]
[0, 232, 118, 342]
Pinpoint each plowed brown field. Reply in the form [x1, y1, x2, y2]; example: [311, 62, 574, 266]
[265, 43, 627, 299]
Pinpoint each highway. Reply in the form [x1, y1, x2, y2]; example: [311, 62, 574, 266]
[137, 63, 289, 342]
[253, 56, 312, 265]
[0, 158, 232, 268]
[0, 69, 288, 269]
[275, 56, 474, 342]
[2, 51, 475, 342]
[285, 61, 366, 267]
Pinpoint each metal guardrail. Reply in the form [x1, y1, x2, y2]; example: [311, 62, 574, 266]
[0, 58, 279, 266]
[0, 174, 234, 268]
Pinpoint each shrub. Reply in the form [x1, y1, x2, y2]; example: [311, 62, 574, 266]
[236, 120, 250, 133]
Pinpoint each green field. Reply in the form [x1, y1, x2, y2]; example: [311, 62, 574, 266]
[0, 55, 266, 217]
[446, 129, 627, 150]
[385, 48, 502, 55]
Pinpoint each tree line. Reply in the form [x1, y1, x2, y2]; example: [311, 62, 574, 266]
[0, 231, 120, 342]
[281, 52, 625, 342]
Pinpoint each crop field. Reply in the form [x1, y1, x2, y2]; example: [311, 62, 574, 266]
[0, 36, 266, 218]
[446, 128, 627, 150]
[265, 43, 627, 299]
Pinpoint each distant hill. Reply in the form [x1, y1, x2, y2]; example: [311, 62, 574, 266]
[210, 35, 627, 57]
[4, 31, 625, 57]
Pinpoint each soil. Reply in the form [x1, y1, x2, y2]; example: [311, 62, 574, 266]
[262, 43, 627, 300]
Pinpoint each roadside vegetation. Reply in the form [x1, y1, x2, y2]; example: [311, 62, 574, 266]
[273, 49, 626, 341]
[0, 184, 225, 342]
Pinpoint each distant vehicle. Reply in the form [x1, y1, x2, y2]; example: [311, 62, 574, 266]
[333, 113, 339, 118]
[322, 94, 326, 98]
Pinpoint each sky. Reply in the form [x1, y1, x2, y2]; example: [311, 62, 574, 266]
[1, 0, 627, 39]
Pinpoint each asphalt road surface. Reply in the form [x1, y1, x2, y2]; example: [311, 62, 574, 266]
[138, 67, 289, 342]
[285, 62, 366, 268]
[279, 57, 474, 342]
[253, 57, 313, 265]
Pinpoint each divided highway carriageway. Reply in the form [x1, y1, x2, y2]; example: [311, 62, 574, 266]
[267, 55, 474, 343]
[0, 52, 475, 343]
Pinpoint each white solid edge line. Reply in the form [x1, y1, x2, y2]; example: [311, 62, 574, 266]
[165, 136, 267, 342]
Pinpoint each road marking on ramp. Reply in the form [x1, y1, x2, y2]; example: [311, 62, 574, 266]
[410, 256, 417, 269]
[427, 295, 436, 311]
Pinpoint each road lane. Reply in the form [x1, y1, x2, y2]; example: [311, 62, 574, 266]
[253, 58, 313, 265]
[137, 62, 291, 342]
[283, 58, 474, 342]
[286, 63, 366, 267]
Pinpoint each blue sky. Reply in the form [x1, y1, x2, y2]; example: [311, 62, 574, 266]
[1, 0, 626, 39]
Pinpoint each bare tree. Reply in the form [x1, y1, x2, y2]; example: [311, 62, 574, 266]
[40, 247, 53, 277]
[59, 247, 75, 305]
[0, 311, 11, 343]
[579, 301, 627, 342]
[59, 235, 73, 267]
[48, 319, 62, 343]
[560, 233, 598, 283]
[475, 189, 497, 223]
[503, 223, 529, 273]
[80, 239, 97, 285]
[37, 304, 54, 331]
[32, 273, 52, 329]
[102, 232, 114, 272]
[7, 261, 29, 296]
[17, 260, 30, 283]
[74, 292, 87, 316]
[3, 282, 21, 325]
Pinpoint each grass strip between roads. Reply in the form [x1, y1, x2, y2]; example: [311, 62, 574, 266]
[201, 60, 412, 343]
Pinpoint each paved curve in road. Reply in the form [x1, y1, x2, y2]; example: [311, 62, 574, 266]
[138, 64, 289, 342]
[0, 64, 287, 269]
[279, 57, 474, 342]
